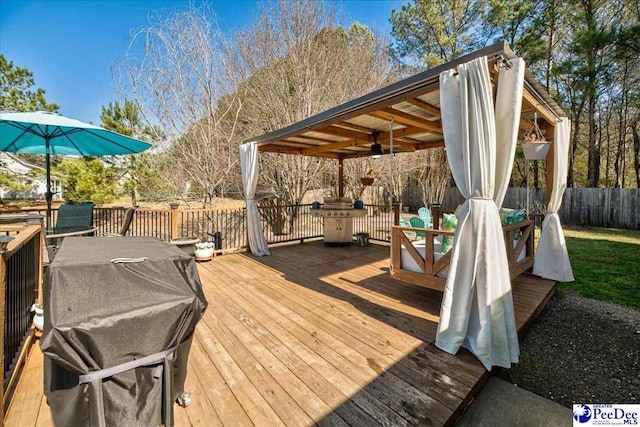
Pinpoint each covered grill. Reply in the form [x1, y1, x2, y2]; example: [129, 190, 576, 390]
[310, 197, 367, 245]
[41, 237, 207, 426]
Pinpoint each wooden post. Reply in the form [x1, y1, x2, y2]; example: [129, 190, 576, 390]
[391, 226, 401, 271]
[392, 202, 400, 226]
[170, 205, 180, 240]
[543, 121, 556, 206]
[337, 158, 344, 198]
[432, 204, 441, 230]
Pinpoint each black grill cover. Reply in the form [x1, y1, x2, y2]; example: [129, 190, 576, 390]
[41, 237, 208, 427]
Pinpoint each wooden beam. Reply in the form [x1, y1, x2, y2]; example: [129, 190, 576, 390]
[404, 98, 441, 117]
[258, 144, 339, 159]
[522, 88, 557, 125]
[368, 108, 443, 134]
[259, 144, 302, 153]
[313, 126, 373, 142]
[394, 137, 422, 144]
[378, 126, 427, 141]
[416, 140, 445, 150]
[301, 139, 368, 155]
[333, 122, 374, 134]
[286, 135, 339, 144]
[278, 140, 320, 148]
[390, 140, 418, 151]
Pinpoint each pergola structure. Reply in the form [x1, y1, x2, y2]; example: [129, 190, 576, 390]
[245, 41, 565, 202]
[241, 41, 574, 372]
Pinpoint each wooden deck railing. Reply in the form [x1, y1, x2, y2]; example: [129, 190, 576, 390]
[9, 202, 400, 252]
[0, 222, 43, 420]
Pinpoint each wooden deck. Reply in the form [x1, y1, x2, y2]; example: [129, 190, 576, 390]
[5, 242, 556, 427]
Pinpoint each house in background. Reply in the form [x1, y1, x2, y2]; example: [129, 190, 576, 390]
[0, 152, 63, 200]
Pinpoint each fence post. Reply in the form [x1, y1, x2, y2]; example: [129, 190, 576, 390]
[392, 202, 400, 226]
[170, 204, 180, 240]
[432, 203, 441, 230]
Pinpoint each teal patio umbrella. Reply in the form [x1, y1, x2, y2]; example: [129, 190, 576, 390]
[0, 111, 152, 228]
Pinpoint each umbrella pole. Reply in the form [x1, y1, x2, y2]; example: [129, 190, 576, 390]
[45, 138, 52, 230]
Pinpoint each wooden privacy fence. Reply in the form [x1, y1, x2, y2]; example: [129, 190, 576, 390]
[420, 187, 639, 230]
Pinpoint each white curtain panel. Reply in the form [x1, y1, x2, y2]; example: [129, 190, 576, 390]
[240, 141, 270, 257]
[533, 118, 574, 281]
[436, 56, 525, 370]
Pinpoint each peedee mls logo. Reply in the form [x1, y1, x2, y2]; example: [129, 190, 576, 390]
[573, 404, 639, 426]
[574, 405, 593, 423]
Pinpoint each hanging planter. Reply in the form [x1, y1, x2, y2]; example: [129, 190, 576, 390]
[522, 141, 551, 160]
[360, 177, 374, 186]
[521, 112, 551, 160]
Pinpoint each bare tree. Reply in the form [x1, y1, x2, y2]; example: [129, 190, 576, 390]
[416, 148, 450, 206]
[114, 5, 242, 206]
[343, 157, 381, 201]
[378, 152, 418, 208]
[233, 0, 394, 206]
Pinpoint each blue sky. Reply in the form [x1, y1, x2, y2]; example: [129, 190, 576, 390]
[0, 0, 405, 124]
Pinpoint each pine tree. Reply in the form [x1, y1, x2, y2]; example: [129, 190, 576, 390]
[0, 54, 58, 112]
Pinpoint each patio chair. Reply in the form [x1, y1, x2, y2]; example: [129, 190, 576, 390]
[409, 216, 426, 238]
[46, 203, 96, 247]
[417, 207, 433, 228]
[107, 207, 136, 237]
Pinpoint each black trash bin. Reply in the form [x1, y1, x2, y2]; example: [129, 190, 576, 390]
[41, 237, 208, 427]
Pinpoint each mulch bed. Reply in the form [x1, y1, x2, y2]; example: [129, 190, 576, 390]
[495, 291, 640, 407]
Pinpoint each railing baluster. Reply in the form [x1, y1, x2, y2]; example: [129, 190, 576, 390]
[3, 226, 39, 389]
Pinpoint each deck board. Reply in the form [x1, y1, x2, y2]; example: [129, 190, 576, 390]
[5, 242, 556, 427]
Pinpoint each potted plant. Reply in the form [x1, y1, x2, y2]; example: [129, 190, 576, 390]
[194, 241, 215, 261]
[31, 302, 44, 331]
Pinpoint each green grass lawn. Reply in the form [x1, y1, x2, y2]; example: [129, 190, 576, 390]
[560, 226, 640, 308]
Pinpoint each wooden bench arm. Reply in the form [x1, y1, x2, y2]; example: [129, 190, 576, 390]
[391, 226, 456, 236]
[501, 219, 534, 232]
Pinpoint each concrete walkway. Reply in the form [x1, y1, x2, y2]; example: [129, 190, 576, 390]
[457, 377, 572, 427]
